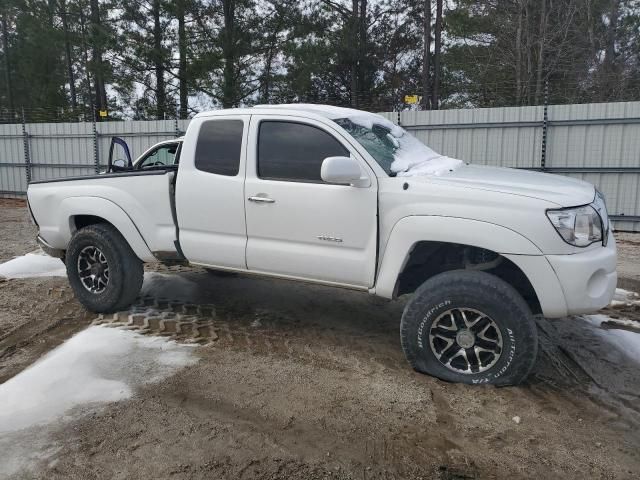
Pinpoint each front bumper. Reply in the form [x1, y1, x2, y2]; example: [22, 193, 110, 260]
[545, 231, 617, 316]
[505, 231, 617, 318]
[37, 235, 65, 259]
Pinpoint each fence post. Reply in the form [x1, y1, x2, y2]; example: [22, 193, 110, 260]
[21, 107, 32, 185]
[174, 117, 180, 137]
[540, 80, 549, 171]
[92, 115, 99, 173]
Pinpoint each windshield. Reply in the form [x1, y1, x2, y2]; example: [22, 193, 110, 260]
[334, 117, 443, 176]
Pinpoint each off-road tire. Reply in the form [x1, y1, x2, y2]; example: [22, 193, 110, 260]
[400, 270, 538, 386]
[66, 223, 143, 313]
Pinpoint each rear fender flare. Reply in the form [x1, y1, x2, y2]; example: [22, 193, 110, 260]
[58, 196, 155, 262]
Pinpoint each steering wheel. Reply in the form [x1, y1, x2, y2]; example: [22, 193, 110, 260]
[140, 160, 165, 169]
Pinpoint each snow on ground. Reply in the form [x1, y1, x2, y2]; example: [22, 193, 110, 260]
[0, 325, 198, 434]
[581, 314, 640, 364]
[0, 250, 66, 278]
[610, 287, 640, 307]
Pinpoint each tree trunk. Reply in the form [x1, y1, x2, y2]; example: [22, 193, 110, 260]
[586, 0, 595, 53]
[515, 1, 523, 105]
[222, 0, 237, 108]
[89, 0, 107, 120]
[59, 0, 77, 110]
[431, 0, 442, 109]
[261, 34, 276, 103]
[524, 1, 532, 104]
[358, 0, 367, 103]
[421, 0, 431, 109]
[604, 0, 618, 66]
[534, 0, 546, 105]
[350, 0, 359, 107]
[152, 0, 166, 119]
[1, 11, 13, 113]
[177, 0, 187, 118]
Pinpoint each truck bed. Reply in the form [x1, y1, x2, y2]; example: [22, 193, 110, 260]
[27, 169, 178, 261]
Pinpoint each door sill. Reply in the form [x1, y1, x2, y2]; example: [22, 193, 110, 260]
[190, 262, 370, 292]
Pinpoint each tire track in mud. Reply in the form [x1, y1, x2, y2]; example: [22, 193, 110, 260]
[0, 282, 94, 383]
[532, 317, 640, 424]
[93, 294, 405, 378]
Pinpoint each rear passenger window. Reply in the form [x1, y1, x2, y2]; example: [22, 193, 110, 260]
[258, 121, 349, 182]
[195, 120, 244, 176]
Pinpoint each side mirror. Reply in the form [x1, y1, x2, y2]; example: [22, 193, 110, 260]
[321, 156, 368, 187]
[111, 158, 129, 172]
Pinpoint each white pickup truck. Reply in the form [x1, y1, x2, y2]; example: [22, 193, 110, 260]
[27, 104, 617, 386]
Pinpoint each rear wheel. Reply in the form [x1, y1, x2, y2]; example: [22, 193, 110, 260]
[66, 223, 143, 313]
[400, 270, 538, 386]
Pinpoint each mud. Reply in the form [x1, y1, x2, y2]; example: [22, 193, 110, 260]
[617, 232, 640, 291]
[1, 201, 640, 479]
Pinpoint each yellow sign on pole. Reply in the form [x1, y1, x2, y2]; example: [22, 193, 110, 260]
[98, 110, 108, 118]
[404, 95, 420, 104]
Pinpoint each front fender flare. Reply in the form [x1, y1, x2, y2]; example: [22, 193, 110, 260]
[374, 215, 543, 299]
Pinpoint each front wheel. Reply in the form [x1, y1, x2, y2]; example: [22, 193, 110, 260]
[66, 223, 143, 313]
[400, 270, 538, 386]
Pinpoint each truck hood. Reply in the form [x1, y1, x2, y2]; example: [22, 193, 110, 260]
[415, 164, 595, 207]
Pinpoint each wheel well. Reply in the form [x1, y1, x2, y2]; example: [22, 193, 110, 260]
[395, 241, 542, 315]
[71, 214, 109, 232]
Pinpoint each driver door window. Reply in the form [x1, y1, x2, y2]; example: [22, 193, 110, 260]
[138, 143, 179, 169]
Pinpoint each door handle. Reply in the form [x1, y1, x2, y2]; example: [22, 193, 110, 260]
[248, 196, 275, 204]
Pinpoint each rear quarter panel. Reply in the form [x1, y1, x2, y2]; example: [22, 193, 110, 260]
[28, 172, 176, 261]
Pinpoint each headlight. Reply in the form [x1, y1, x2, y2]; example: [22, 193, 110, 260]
[546, 205, 603, 247]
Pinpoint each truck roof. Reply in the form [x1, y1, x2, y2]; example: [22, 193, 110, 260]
[253, 103, 371, 119]
[193, 103, 388, 123]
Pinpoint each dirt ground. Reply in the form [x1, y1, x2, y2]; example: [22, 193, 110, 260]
[1, 199, 640, 479]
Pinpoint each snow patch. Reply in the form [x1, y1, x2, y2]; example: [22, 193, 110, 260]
[395, 156, 464, 177]
[0, 250, 66, 278]
[0, 325, 198, 434]
[347, 113, 405, 137]
[610, 288, 640, 307]
[333, 109, 464, 176]
[581, 314, 640, 364]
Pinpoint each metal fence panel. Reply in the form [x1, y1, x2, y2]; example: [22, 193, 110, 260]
[0, 123, 26, 196]
[398, 106, 543, 169]
[96, 120, 184, 170]
[27, 123, 95, 184]
[0, 102, 638, 230]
